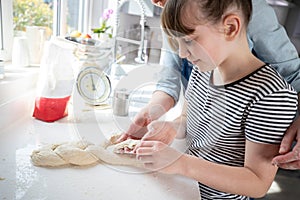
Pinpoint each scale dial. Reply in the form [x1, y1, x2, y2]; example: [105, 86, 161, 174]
[76, 67, 111, 105]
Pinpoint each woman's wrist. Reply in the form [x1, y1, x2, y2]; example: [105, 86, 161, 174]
[151, 90, 176, 111]
[173, 115, 187, 139]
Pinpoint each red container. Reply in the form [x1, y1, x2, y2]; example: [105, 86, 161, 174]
[33, 96, 71, 122]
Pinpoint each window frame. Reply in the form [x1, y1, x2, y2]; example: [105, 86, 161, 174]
[0, 0, 13, 61]
[0, 0, 106, 62]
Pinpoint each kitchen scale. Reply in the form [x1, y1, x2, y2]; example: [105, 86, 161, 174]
[76, 66, 111, 105]
[65, 36, 112, 105]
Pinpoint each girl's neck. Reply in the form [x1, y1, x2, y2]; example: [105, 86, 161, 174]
[212, 47, 265, 86]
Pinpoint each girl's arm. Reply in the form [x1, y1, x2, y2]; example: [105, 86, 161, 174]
[137, 139, 279, 198]
[178, 141, 278, 198]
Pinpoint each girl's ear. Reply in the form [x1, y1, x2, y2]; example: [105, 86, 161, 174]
[222, 14, 241, 41]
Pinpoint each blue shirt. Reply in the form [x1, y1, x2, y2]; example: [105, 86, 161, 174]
[157, 0, 300, 103]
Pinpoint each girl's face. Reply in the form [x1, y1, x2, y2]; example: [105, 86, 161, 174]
[176, 23, 226, 72]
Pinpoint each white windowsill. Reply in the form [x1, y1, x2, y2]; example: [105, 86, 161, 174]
[0, 64, 39, 104]
[0, 64, 39, 130]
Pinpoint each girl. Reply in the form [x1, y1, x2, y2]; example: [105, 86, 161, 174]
[135, 0, 298, 199]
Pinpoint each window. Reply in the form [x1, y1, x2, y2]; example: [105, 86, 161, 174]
[0, 0, 108, 61]
[13, 0, 53, 33]
[54, 0, 82, 36]
[0, 0, 13, 61]
[0, 1, 4, 50]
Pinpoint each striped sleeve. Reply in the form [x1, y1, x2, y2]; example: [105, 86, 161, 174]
[245, 89, 298, 144]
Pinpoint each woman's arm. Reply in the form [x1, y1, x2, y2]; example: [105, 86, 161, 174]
[272, 93, 300, 169]
[249, 0, 300, 91]
[156, 31, 183, 104]
[175, 100, 187, 139]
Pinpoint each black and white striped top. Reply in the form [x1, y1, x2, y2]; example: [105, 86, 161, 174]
[185, 65, 298, 200]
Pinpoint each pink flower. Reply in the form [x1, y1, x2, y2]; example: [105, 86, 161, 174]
[102, 8, 114, 20]
[93, 8, 114, 35]
[107, 9, 113, 15]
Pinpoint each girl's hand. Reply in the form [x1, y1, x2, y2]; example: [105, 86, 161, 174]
[136, 140, 184, 174]
[142, 120, 178, 145]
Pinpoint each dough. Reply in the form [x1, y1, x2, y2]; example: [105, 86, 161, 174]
[113, 139, 140, 154]
[30, 138, 143, 168]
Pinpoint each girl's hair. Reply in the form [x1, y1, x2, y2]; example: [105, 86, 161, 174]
[161, 0, 252, 37]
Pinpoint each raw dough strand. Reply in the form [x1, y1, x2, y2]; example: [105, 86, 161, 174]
[30, 139, 143, 168]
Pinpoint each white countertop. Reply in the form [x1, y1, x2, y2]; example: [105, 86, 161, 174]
[0, 92, 200, 200]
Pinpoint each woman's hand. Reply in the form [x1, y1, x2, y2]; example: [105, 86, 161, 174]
[136, 140, 184, 174]
[116, 106, 153, 143]
[272, 116, 300, 169]
[116, 104, 168, 143]
[117, 91, 175, 143]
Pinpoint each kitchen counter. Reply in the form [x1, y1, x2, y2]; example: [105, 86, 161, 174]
[0, 90, 200, 200]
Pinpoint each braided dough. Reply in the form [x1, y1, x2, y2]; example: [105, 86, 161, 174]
[30, 138, 143, 168]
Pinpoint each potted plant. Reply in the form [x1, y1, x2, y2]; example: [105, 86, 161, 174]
[92, 8, 114, 40]
[13, 0, 53, 65]
[13, 0, 53, 34]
